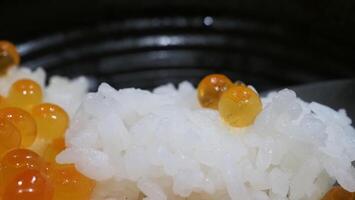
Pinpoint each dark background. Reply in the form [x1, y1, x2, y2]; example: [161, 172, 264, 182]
[1, 0, 355, 91]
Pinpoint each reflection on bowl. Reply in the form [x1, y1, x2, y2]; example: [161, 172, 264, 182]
[18, 17, 353, 91]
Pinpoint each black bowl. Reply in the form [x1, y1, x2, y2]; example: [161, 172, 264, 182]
[12, 15, 354, 92]
[1, 0, 354, 94]
[2, 1, 354, 91]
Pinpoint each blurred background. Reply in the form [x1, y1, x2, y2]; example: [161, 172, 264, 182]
[1, 0, 355, 91]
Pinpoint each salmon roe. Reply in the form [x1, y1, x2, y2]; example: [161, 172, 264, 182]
[0, 41, 95, 200]
[0, 149, 44, 186]
[321, 186, 355, 200]
[0, 107, 37, 147]
[32, 103, 69, 140]
[218, 85, 262, 127]
[2, 169, 54, 200]
[197, 74, 233, 109]
[43, 138, 65, 164]
[0, 41, 20, 75]
[43, 138, 95, 200]
[0, 118, 21, 156]
[50, 164, 96, 200]
[0, 95, 7, 109]
[7, 79, 43, 110]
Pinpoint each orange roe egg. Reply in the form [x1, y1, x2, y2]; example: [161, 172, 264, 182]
[0, 107, 37, 147]
[0, 41, 20, 75]
[0, 96, 8, 109]
[7, 79, 43, 110]
[321, 186, 354, 200]
[197, 74, 233, 109]
[43, 138, 65, 165]
[0, 119, 21, 156]
[2, 169, 54, 200]
[0, 149, 44, 186]
[50, 164, 95, 200]
[218, 85, 262, 127]
[32, 103, 69, 140]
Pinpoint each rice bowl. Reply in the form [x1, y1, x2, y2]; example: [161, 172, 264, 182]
[0, 40, 354, 200]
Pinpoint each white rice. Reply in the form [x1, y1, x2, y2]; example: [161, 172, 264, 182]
[55, 81, 355, 200]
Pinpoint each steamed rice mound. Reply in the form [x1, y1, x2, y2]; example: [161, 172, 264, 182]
[57, 82, 355, 200]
